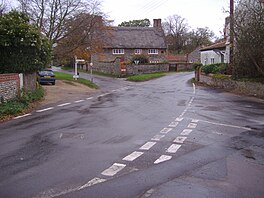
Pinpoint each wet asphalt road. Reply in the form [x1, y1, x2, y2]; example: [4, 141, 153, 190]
[0, 71, 264, 198]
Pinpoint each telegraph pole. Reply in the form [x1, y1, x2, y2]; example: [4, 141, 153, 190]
[229, 0, 234, 73]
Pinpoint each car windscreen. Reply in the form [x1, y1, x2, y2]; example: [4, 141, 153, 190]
[38, 70, 54, 76]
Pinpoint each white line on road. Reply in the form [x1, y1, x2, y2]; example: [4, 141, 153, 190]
[78, 177, 107, 190]
[74, 99, 85, 103]
[173, 136, 187, 144]
[154, 155, 172, 164]
[160, 128, 173, 134]
[86, 97, 93, 100]
[101, 163, 126, 176]
[168, 122, 179, 127]
[122, 151, 144, 161]
[191, 119, 199, 123]
[57, 103, 71, 107]
[175, 117, 184, 122]
[166, 144, 181, 153]
[139, 142, 157, 150]
[198, 119, 252, 131]
[192, 83, 196, 94]
[180, 129, 193, 135]
[36, 107, 54, 113]
[13, 113, 32, 119]
[188, 123, 197, 128]
[98, 93, 110, 97]
[151, 134, 165, 141]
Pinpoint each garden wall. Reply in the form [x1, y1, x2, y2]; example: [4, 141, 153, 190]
[199, 73, 264, 98]
[126, 63, 169, 75]
[0, 73, 20, 102]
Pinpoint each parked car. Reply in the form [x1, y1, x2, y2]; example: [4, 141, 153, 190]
[37, 69, 56, 85]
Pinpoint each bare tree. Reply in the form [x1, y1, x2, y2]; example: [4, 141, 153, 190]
[0, 0, 9, 16]
[17, 0, 103, 44]
[233, 0, 264, 77]
[163, 15, 189, 54]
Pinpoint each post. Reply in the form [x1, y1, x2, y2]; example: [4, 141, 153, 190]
[74, 55, 78, 80]
[90, 62, 93, 82]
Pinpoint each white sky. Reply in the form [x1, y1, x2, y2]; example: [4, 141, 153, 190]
[101, 0, 230, 37]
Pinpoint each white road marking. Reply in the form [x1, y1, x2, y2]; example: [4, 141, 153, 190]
[36, 107, 54, 113]
[175, 117, 184, 122]
[180, 129, 193, 135]
[13, 113, 32, 119]
[57, 103, 71, 107]
[86, 97, 93, 100]
[78, 178, 106, 190]
[122, 151, 144, 161]
[98, 93, 110, 97]
[160, 128, 173, 134]
[101, 163, 126, 176]
[173, 136, 187, 144]
[154, 155, 172, 164]
[191, 119, 199, 123]
[188, 123, 197, 128]
[151, 134, 165, 141]
[74, 99, 85, 103]
[192, 83, 196, 94]
[168, 122, 179, 127]
[139, 142, 156, 150]
[198, 119, 252, 131]
[166, 144, 181, 153]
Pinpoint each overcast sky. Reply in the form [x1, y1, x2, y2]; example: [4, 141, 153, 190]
[102, 0, 230, 37]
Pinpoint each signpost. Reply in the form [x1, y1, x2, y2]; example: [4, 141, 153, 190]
[90, 62, 93, 82]
[73, 56, 85, 80]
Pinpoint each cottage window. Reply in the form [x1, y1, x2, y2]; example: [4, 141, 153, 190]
[134, 49, 142, 54]
[211, 58, 215, 64]
[148, 49, 158, 54]
[112, 49, 124, 54]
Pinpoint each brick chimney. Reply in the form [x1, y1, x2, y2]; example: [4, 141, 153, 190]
[153, 19, 162, 29]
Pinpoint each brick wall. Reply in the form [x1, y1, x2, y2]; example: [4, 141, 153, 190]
[0, 73, 20, 102]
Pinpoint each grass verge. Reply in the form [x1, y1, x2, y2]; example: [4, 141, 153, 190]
[0, 86, 44, 121]
[54, 71, 98, 89]
[127, 72, 166, 82]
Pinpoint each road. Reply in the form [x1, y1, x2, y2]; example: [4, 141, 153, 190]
[0, 71, 264, 198]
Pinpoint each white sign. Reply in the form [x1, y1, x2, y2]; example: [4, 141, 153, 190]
[73, 75, 80, 79]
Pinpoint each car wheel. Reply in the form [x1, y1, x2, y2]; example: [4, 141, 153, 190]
[52, 82, 55, 85]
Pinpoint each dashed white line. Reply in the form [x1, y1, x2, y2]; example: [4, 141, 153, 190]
[98, 93, 110, 97]
[57, 102, 71, 107]
[168, 122, 179, 127]
[74, 99, 85, 103]
[13, 113, 32, 119]
[160, 128, 173, 134]
[193, 83, 196, 94]
[78, 177, 106, 190]
[101, 163, 126, 176]
[139, 141, 156, 150]
[191, 119, 199, 123]
[122, 151, 144, 161]
[173, 136, 187, 144]
[86, 97, 93, 100]
[36, 107, 54, 113]
[188, 123, 197, 128]
[154, 155, 172, 164]
[175, 117, 184, 122]
[166, 144, 181, 153]
[180, 129, 193, 135]
[151, 134, 165, 141]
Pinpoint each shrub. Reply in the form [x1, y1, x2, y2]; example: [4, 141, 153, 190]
[130, 54, 149, 64]
[201, 63, 228, 75]
[192, 62, 202, 70]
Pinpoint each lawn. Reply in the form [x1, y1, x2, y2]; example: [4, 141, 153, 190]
[126, 72, 166, 82]
[54, 71, 98, 89]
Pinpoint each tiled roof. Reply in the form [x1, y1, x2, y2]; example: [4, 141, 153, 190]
[200, 40, 226, 51]
[102, 27, 166, 49]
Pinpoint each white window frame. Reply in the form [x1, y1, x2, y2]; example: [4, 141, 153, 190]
[134, 49, 142, 54]
[112, 49, 124, 54]
[148, 49, 158, 54]
[211, 58, 215, 64]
